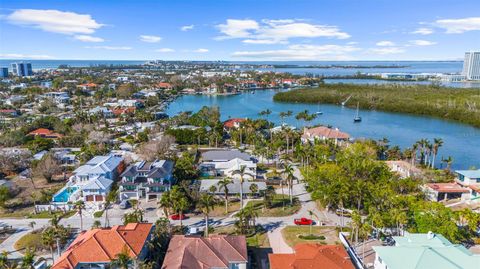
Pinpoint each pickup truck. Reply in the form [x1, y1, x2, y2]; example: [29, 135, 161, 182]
[294, 218, 313, 225]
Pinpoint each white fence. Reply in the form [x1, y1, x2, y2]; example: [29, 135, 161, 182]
[35, 204, 75, 212]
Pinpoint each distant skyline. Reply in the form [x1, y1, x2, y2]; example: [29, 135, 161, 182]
[0, 0, 479, 61]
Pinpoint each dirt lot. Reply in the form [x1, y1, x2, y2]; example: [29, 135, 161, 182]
[0, 175, 66, 218]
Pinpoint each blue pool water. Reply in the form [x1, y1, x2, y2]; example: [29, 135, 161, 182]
[53, 186, 79, 203]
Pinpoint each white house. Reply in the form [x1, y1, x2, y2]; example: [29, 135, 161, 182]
[200, 150, 256, 180]
[455, 169, 480, 202]
[52, 155, 124, 204]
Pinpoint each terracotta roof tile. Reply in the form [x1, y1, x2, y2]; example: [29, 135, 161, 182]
[269, 244, 355, 269]
[162, 235, 247, 269]
[51, 223, 152, 269]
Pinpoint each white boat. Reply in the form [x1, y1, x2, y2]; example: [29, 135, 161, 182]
[315, 103, 323, 115]
[353, 102, 362, 123]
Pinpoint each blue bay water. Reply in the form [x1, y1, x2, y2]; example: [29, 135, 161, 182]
[166, 89, 480, 170]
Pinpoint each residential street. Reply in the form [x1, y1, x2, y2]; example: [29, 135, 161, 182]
[0, 166, 349, 257]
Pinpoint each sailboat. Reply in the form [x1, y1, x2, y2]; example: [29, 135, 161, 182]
[315, 102, 323, 115]
[353, 102, 362, 123]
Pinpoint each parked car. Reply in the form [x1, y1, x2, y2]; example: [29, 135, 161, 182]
[119, 200, 130, 209]
[170, 213, 188, 220]
[294, 218, 313, 225]
[335, 208, 352, 217]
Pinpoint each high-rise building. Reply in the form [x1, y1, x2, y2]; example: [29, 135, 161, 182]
[11, 62, 33, 77]
[462, 51, 480, 81]
[0, 67, 8, 78]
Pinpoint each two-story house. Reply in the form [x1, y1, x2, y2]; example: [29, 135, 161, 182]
[52, 223, 153, 269]
[119, 160, 174, 201]
[52, 155, 124, 204]
[455, 169, 480, 202]
[200, 150, 256, 180]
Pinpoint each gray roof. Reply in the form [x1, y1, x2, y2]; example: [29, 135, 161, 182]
[120, 160, 173, 179]
[199, 179, 266, 194]
[201, 150, 252, 162]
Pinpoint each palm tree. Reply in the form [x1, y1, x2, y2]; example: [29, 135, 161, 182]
[92, 220, 102, 229]
[218, 178, 232, 214]
[49, 214, 60, 229]
[442, 156, 454, 171]
[174, 197, 189, 228]
[232, 165, 254, 208]
[197, 193, 215, 237]
[431, 138, 444, 169]
[249, 183, 258, 198]
[105, 188, 118, 228]
[74, 201, 86, 231]
[158, 190, 173, 218]
[110, 245, 133, 269]
[41, 228, 56, 261]
[282, 164, 296, 204]
[21, 248, 36, 269]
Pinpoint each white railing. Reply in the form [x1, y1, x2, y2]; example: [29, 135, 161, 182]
[339, 232, 366, 269]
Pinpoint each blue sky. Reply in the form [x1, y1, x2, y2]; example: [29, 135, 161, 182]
[0, 0, 479, 61]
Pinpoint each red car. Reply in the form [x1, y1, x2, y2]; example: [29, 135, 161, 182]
[294, 218, 313, 225]
[170, 214, 188, 220]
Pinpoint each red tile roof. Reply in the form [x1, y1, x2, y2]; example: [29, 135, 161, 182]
[28, 128, 63, 138]
[426, 183, 469, 193]
[303, 126, 350, 140]
[78, 83, 98, 88]
[52, 223, 153, 269]
[224, 118, 245, 128]
[269, 244, 355, 269]
[158, 82, 172, 89]
[112, 107, 136, 116]
[162, 235, 247, 269]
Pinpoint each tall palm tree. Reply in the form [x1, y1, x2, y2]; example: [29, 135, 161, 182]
[105, 188, 118, 227]
[431, 138, 444, 169]
[110, 246, 133, 269]
[282, 164, 296, 204]
[74, 201, 86, 231]
[197, 193, 215, 237]
[174, 197, 189, 228]
[41, 228, 56, 261]
[49, 214, 60, 229]
[218, 178, 232, 214]
[232, 165, 254, 208]
[158, 190, 173, 218]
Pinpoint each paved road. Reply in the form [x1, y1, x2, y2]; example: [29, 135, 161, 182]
[0, 166, 350, 256]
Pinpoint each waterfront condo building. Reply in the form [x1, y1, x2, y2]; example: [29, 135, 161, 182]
[462, 51, 480, 81]
[11, 61, 33, 77]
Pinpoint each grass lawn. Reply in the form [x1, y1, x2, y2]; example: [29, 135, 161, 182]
[27, 210, 76, 219]
[14, 231, 45, 252]
[213, 225, 270, 248]
[246, 194, 300, 217]
[282, 226, 341, 248]
[208, 201, 241, 217]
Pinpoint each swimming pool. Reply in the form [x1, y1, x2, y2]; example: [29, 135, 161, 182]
[53, 186, 79, 203]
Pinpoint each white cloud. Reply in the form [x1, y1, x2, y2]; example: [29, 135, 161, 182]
[194, 48, 209, 53]
[368, 47, 405, 55]
[6, 9, 103, 35]
[216, 19, 259, 39]
[86, 46, 132, 50]
[74, 35, 104, 42]
[376, 41, 395, 46]
[411, 27, 434, 35]
[140, 35, 162, 43]
[435, 17, 480, 33]
[232, 44, 359, 60]
[181, 25, 194, 31]
[216, 18, 349, 44]
[0, 53, 54, 59]
[409, 40, 437, 46]
[156, 48, 175, 53]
